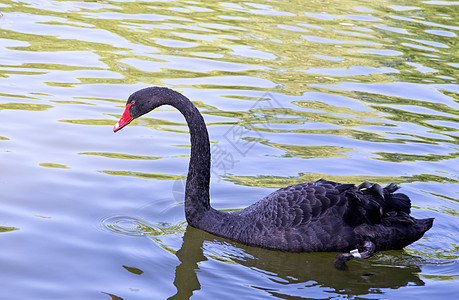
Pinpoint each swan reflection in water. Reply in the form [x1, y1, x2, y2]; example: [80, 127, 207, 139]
[103, 214, 429, 299]
[170, 225, 427, 299]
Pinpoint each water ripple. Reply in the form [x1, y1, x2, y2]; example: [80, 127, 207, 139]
[1, 0, 458, 299]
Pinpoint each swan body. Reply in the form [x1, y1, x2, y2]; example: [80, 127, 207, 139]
[114, 87, 433, 269]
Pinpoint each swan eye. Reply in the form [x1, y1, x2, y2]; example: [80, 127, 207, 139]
[131, 101, 135, 105]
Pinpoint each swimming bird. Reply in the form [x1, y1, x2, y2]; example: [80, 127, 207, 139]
[113, 86, 433, 270]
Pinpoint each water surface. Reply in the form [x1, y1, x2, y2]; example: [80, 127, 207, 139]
[0, 0, 458, 299]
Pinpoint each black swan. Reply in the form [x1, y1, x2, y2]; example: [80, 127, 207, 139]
[113, 86, 433, 270]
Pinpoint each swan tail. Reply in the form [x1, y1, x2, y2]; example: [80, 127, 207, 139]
[348, 182, 434, 250]
[415, 217, 434, 235]
[344, 182, 418, 226]
[385, 192, 411, 214]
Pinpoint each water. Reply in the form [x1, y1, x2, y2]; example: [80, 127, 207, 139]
[0, 0, 458, 299]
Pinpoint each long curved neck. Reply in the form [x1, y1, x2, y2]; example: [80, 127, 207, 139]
[158, 90, 211, 226]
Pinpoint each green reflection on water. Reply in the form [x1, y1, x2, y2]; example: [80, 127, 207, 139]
[1, 0, 457, 91]
[100, 170, 186, 181]
[374, 151, 459, 163]
[79, 152, 162, 160]
[373, 105, 458, 132]
[407, 242, 459, 261]
[225, 172, 457, 188]
[107, 217, 185, 238]
[422, 274, 459, 281]
[104, 216, 186, 256]
[259, 140, 355, 158]
[358, 91, 458, 115]
[206, 105, 390, 129]
[39, 163, 70, 169]
[59, 119, 115, 126]
[426, 192, 459, 205]
[252, 126, 392, 143]
[294, 100, 379, 119]
[122, 265, 144, 275]
[51, 100, 95, 105]
[0, 102, 53, 111]
[0, 226, 19, 233]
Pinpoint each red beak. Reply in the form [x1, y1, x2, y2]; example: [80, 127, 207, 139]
[113, 103, 134, 132]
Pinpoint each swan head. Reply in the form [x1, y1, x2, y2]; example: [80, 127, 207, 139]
[113, 87, 169, 132]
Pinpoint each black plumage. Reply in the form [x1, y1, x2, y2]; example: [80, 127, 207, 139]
[114, 86, 433, 269]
